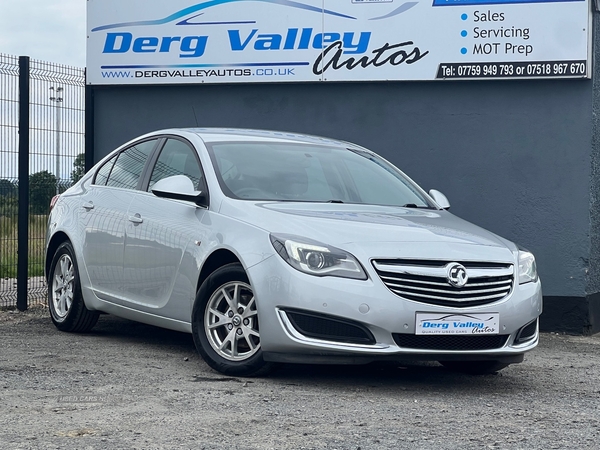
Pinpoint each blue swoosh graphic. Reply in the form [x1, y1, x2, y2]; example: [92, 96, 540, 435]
[369, 2, 419, 20]
[421, 314, 493, 322]
[92, 0, 356, 32]
[176, 13, 256, 25]
[179, 19, 258, 25]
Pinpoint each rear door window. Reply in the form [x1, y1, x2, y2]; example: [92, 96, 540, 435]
[105, 140, 157, 190]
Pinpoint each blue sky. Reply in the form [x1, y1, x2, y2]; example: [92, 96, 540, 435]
[0, 0, 86, 68]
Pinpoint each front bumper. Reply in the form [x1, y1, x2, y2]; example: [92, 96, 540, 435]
[248, 254, 542, 365]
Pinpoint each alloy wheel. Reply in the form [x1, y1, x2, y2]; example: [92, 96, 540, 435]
[52, 254, 75, 319]
[204, 281, 260, 361]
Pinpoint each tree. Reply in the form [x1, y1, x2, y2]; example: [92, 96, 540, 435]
[71, 153, 86, 184]
[0, 179, 16, 197]
[29, 171, 57, 214]
[0, 179, 18, 216]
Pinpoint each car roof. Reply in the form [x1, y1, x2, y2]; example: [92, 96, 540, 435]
[167, 127, 357, 148]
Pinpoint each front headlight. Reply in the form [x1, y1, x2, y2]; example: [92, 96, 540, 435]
[270, 234, 367, 280]
[518, 250, 538, 284]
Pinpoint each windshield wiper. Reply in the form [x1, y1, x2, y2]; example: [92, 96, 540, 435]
[326, 199, 344, 204]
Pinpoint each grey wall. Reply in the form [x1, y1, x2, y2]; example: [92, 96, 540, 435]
[590, 14, 600, 297]
[93, 79, 594, 301]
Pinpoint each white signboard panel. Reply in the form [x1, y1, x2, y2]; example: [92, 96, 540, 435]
[87, 0, 591, 84]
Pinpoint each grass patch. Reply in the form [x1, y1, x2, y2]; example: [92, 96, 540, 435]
[0, 214, 47, 279]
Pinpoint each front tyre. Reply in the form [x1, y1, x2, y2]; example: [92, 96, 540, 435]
[48, 241, 99, 332]
[192, 263, 271, 377]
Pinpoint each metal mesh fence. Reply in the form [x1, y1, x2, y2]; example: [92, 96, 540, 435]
[0, 55, 20, 306]
[0, 55, 85, 308]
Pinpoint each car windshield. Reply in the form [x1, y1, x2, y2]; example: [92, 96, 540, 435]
[207, 141, 433, 208]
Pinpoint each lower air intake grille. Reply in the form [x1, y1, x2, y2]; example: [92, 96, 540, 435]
[285, 310, 376, 345]
[393, 334, 509, 351]
[515, 320, 538, 344]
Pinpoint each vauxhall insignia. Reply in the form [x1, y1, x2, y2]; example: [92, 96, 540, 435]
[446, 263, 468, 287]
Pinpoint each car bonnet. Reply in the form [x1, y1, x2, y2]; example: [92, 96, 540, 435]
[220, 201, 515, 253]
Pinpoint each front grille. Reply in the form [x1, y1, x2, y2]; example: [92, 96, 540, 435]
[373, 259, 514, 307]
[285, 310, 376, 345]
[393, 334, 509, 351]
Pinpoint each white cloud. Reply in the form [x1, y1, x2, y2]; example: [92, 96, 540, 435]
[0, 0, 86, 68]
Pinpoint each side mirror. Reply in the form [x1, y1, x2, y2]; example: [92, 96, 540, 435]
[151, 175, 208, 207]
[429, 189, 450, 210]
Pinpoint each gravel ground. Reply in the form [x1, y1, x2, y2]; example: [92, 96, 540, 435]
[1, 305, 599, 450]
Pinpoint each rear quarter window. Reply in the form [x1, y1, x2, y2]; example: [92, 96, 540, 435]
[93, 155, 116, 186]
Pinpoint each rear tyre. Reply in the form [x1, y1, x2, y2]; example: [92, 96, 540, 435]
[48, 242, 99, 332]
[192, 263, 272, 377]
[439, 360, 509, 375]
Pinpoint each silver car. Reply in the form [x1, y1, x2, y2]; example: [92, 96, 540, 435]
[46, 128, 542, 376]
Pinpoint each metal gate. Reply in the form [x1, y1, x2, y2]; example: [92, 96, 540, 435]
[0, 55, 85, 309]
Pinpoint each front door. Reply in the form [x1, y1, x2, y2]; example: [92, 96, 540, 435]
[122, 138, 209, 321]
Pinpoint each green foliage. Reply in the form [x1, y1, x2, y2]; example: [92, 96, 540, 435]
[71, 153, 86, 184]
[29, 171, 57, 214]
[0, 179, 16, 197]
[0, 215, 47, 278]
[0, 179, 18, 217]
[0, 176, 55, 279]
[0, 196, 18, 217]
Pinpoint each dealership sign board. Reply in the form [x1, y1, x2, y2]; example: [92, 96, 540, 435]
[87, 0, 591, 84]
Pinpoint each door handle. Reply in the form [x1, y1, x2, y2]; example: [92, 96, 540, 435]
[128, 214, 143, 224]
[82, 202, 94, 211]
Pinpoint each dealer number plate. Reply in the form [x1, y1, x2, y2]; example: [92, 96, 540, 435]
[415, 313, 500, 335]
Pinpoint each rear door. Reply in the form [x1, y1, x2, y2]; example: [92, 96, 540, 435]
[80, 139, 158, 302]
